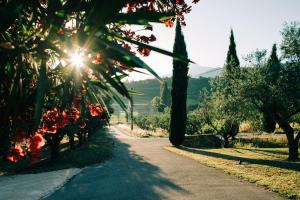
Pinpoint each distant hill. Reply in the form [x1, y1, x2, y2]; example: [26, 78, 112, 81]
[197, 67, 223, 78]
[125, 77, 211, 106]
[188, 64, 219, 77]
[163, 64, 220, 78]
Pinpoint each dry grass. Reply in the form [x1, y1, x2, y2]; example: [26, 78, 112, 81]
[235, 134, 288, 148]
[113, 123, 168, 138]
[239, 122, 254, 133]
[165, 146, 300, 199]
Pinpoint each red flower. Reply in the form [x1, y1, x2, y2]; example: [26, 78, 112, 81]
[7, 155, 18, 163]
[137, 47, 151, 57]
[42, 124, 57, 134]
[6, 144, 25, 163]
[79, 120, 86, 129]
[69, 107, 80, 121]
[89, 104, 103, 116]
[15, 144, 25, 157]
[29, 131, 45, 164]
[62, 111, 67, 118]
[149, 34, 157, 42]
[92, 53, 102, 64]
[164, 19, 174, 28]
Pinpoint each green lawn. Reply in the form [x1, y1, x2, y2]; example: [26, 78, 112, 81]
[0, 128, 113, 175]
[165, 146, 300, 199]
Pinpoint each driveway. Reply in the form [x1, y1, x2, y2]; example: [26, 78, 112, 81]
[45, 126, 284, 200]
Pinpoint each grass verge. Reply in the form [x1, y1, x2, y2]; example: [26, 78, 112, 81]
[164, 146, 300, 199]
[0, 128, 113, 175]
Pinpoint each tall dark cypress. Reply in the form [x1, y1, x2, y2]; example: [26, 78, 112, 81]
[263, 44, 281, 133]
[267, 44, 281, 83]
[225, 29, 240, 78]
[169, 21, 189, 146]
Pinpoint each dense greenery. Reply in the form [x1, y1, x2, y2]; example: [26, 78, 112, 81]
[191, 29, 242, 148]
[151, 81, 171, 112]
[0, 0, 197, 164]
[135, 22, 300, 160]
[134, 110, 170, 132]
[191, 22, 300, 160]
[169, 21, 189, 146]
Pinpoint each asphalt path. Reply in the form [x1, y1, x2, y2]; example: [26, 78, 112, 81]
[45, 127, 285, 200]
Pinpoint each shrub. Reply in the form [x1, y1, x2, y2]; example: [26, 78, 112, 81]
[134, 111, 170, 132]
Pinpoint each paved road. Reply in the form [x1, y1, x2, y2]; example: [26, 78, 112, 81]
[45, 127, 285, 200]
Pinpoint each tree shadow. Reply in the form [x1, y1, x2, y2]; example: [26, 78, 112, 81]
[235, 148, 290, 159]
[180, 147, 300, 171]
[45, 129, 188, 200]
[245, 148, 289, 156]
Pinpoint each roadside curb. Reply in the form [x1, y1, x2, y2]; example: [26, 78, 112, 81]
[40, 168, 82, 200]
[0, 168, 82, 200]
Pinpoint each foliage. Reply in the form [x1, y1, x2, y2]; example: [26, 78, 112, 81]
[187, 30, 243, 147]
[134, 110, 170, 132]
[169, 21, 189, 146]
[235, 22, 300, 160]
[261, 44, 280, 133]
[151, 96, 162, 112]
[281, 21, 300, 62]
[159, 81, 171, 109]
[1, 128, 113, 175]
[0, 0, 198, 162]
[188, 88, 242, 147]
[151, 81, 171, 112]
[224, 29, 240, 79]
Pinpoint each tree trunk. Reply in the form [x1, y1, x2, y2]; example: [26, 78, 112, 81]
[0, 123, 11, 160]
[0, 130, 10, 159]
[78, 132, 83, 146]
[50, 140, 60, 160]
[288, 141, 299, 161]
[275, 115, 299, 161]
[49, 134, 62, 160]
[224, 134, 230, 148]
[69, 135, 75, 149]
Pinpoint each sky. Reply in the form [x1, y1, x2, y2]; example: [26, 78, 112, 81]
[126, 0, 300, 81]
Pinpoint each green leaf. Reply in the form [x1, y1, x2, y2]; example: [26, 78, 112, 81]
[111, 32, 194, 64]
[98, 39, 162, 81]
[128, 88, 144, 96]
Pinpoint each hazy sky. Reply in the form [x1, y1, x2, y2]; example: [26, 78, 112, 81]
[127, 0, 300, 81]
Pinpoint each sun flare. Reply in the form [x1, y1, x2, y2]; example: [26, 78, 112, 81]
[70, 50, 84, 68]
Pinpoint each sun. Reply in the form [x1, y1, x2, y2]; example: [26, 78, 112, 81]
[70, 50, 84, 68]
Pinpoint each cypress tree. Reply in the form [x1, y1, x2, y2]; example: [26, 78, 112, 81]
[224, 29, 240, 78]
[263, 44, 281, 133]
[160, 81, 171, 109]
[267, 44, 281, 83]
[169, 21, 189, 146]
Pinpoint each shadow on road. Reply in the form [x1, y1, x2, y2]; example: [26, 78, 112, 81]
[181, 147, 300, 171]
[45, 128, 187, 200]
